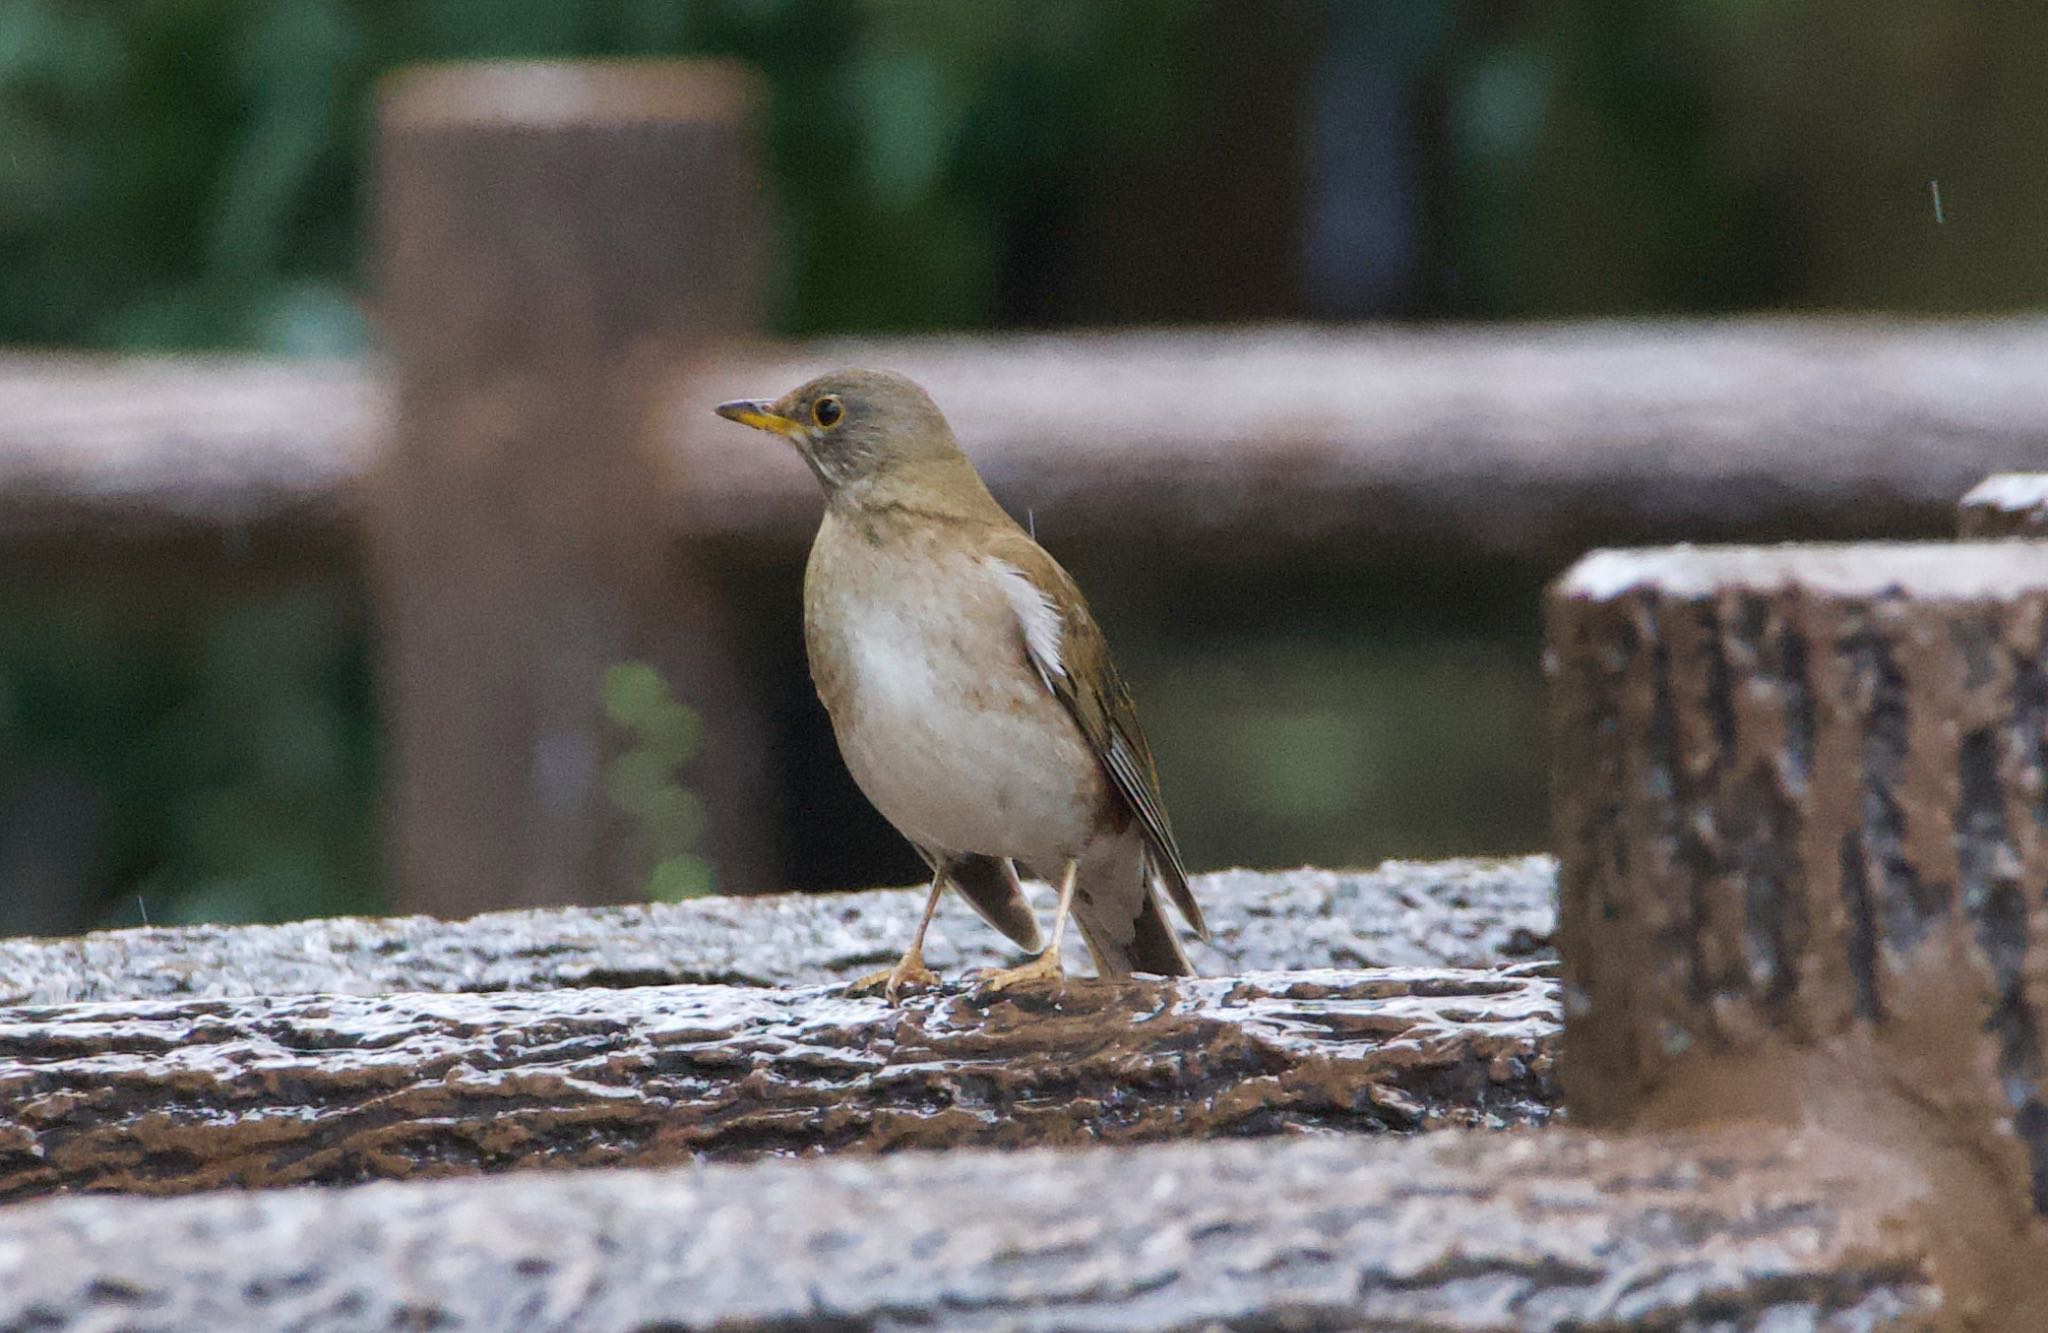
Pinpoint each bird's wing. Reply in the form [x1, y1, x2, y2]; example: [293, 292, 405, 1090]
[984, 538, 1209, 940]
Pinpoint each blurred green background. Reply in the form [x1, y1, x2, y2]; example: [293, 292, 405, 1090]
[2, 0, 2039, 930]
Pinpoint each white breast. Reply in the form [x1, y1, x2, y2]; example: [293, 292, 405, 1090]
[811, 544, 1101, 870]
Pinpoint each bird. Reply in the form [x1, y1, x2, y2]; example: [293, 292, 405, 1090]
[715, 369, 1208, 998]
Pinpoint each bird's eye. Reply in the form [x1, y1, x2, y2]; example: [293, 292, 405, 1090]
[813, 396, 844, 429]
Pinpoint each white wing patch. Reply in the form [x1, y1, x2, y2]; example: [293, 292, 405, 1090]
[988, 558, 1066, 690]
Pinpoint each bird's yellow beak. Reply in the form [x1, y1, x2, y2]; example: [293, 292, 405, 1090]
[714, 398, 803, 439]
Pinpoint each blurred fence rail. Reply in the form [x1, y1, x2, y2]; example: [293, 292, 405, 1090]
[4, 316, 2044, 912]
[0, 353, 377, 542]
[666, 318, 2048, 555]
[5, 316, 2043, 549]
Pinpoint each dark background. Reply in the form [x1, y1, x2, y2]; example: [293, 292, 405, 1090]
[2, 0, 2039, 930]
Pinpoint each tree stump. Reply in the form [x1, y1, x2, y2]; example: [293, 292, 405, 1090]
[1548, 544, 2048, 1212]
[1960, 473, 2048, 538]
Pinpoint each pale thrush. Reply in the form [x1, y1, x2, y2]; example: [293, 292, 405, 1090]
[715, 369, 1208, 997]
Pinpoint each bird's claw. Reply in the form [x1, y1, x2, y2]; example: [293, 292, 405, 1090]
[848, 951, 941, 1003]
[973, 950, 1066, 996]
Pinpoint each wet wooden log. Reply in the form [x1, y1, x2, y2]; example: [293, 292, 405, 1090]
[0, 857, 1556, 1006]
[0, 969, 1555, 1203]
[0, 1127, 1940, 1330]
[1959, 472, 2048, 537]
[372, 61, 775, 916]
[1547, 543, 2048, 1218]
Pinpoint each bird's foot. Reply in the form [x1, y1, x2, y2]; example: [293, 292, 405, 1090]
[973, 948, 1066, 996]
[848, 949, 941, 1003]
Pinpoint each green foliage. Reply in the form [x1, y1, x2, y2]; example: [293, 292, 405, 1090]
[0, 0, 1203, 349]
[3, 1, 2034, 345]
[0, 576, 378, 928]
[1134, 631, 1549, 871]
[603, 662, 710, 901]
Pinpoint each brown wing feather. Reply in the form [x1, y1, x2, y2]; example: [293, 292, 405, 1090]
[986, 532, 1209, 941]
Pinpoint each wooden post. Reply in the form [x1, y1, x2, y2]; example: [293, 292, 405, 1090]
[1960, 473, 2048, 537]
[373, 61, 775, 916]
[1547, 543, 2048, 1212]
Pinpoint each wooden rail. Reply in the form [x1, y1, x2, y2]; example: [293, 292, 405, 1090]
[0, 1125, 1936, 1330]
[665, 317, 2048, 555]
[0, 969, 1555, 1201]
[4, 317, 2045, 548]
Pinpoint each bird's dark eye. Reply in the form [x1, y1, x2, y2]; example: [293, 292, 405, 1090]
[813, 395, 844, 428]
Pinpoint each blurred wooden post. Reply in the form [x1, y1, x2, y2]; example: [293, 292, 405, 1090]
[1959, 473, 2048, 537]
[373, 61, 775, 916]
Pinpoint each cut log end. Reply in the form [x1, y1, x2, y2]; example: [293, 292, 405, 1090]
[1960, 472, 2048, 539]
[380, 59, 761, 131]
[1548, 541, 2048, 1218]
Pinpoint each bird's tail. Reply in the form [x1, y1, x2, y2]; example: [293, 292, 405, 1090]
[944, 853, 1043, 952]
[1071, 836, 1194, 977]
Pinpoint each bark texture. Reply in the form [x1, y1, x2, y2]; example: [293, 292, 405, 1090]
[1548, 543, 2048, 1212]
[0, 968, 1555, 1203]
[0, 1129, 1938, 1332]
[0, 858, 1557, 1006]
[1959, 472, 2048, 538]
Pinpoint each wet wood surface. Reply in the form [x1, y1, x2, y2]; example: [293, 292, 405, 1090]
[0, 1125, 1936, 1331]
[0, 968, 1554, 1203]
[0, 858, 1557, 1006]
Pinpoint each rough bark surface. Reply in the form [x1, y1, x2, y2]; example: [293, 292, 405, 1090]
[0, 1128, 1938, 1331]
[0, 858, 1557, 1006]
[1959, 472, 2048, 538]
[1548, 543, 2048, 1210]
[0, 968, 1555, 1203]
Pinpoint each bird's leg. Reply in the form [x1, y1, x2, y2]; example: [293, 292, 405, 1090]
[848, 868, 946, 1001]
[977, 859, 1077, 993]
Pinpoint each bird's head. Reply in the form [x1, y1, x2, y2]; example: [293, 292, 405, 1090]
[715, 368, 970, 501]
